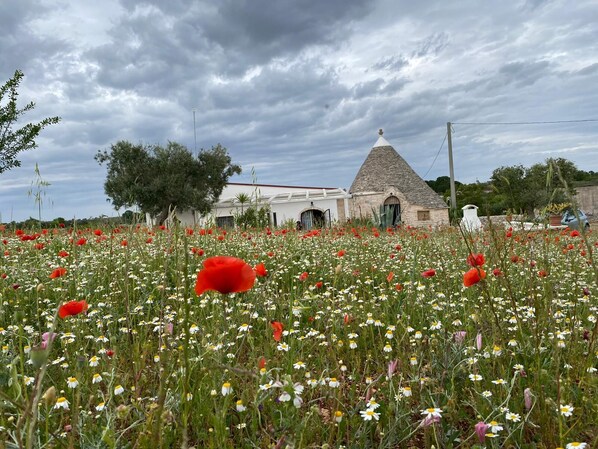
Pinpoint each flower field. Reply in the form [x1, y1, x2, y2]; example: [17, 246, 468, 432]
[0, 223, 597, 448]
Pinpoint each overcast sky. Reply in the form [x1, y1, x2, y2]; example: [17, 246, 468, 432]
[1, 0, 597, 222]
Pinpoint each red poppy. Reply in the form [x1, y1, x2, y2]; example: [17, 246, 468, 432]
[58, 300, 89, 319]
[492, 268, 503, 276]
[271, 321, 284, 341]
[258, 356, 267, 369]
[538, 270, 548, 277]
[76, 238, 87, 246]
[299, 272, 308, 281]
[463, 268, 486, 287]
[50, 267, 67, 279]
[570, 230, 580, 237]
[386, 271, 395, 282]
[58, 250, 69, 257]
[315, 281, 323, 289]
[254, 262, 268, 277]
[94, 229, 102, 236]
[337, 250, 346, 257]
[466, 253, 485, 267]
[194, 256, 256, 296]
[421, 269, 436, 278]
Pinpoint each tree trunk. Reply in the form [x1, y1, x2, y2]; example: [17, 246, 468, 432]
[156, 208, 169, 226]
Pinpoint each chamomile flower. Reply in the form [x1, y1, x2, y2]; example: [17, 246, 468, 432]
[54, 397, 69, 410]
[89, 356, 99, 367]
[236, 400, 246, 412]
[334, 410, 343, 423]
[92, 373, 103, 384]
[67, 377, 79, 388]
[430, 320, 442, 330]
[277, 343, 289, 352]
[221, 382, 232, 396]
[469, 374, 483, 382]
[401, 386, 412, 397]
[237, 323, 251, 332]
[95, 401, 105, 412]
[421, 407, 442, 419]
[23, 376, 34, 386]
[293, 361, 306, 369]
[566, 443, 587, 449]
[114, 385, 124, 395]
[360, 408, 380, 421]
[489, 421, 503, 433]
[505, 412, 521, 422]
[328, 378, 340, 388]
[559, 404, 574, 417]
[366, 398, 380, 409]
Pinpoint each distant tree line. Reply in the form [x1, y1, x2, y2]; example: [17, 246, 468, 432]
[426, 157, 596, 217]
[3, 213, 139, 230]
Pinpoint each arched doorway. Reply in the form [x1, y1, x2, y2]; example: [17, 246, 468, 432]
[300, 209, 325, 230]
[382, 196, 401, 226]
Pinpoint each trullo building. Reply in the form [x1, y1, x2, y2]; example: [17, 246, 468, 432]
[349, 130, 449, 227]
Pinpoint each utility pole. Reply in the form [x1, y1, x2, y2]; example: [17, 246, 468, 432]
[447, 122, 457, 210]
[192, 108, 197, 154]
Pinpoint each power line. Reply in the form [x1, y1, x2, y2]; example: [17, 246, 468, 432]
[452, 119, 598, 125]
[423, 131, 447, 179]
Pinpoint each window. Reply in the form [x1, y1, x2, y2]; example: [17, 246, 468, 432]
[216, 216, 235, 228]
[417, 210, 431, 221]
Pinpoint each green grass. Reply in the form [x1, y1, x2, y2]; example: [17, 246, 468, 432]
[0, 223, 596, 448]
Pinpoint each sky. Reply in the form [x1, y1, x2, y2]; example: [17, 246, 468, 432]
[1, 0, 597, 222]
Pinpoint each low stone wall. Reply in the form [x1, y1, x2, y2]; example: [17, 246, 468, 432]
[479, 215, 524, 228]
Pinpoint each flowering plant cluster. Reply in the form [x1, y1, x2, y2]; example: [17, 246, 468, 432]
[0, 222, 595, 448]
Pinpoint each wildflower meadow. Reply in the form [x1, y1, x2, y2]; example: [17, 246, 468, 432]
[0, 222, 596, 448]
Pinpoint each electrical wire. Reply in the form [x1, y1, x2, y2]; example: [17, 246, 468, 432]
[452, 119, 598, 125]
[423, 131, 447, 179]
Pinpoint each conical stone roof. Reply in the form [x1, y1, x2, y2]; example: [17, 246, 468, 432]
[350, 131, 448, 209]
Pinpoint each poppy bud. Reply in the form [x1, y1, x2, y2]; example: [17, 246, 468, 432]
[42, 386, 56, 407]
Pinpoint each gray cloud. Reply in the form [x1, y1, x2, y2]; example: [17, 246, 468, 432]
[1, 0, 597, 221]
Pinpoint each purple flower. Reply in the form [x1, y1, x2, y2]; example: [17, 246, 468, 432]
[41, 332, 57, 348]
[421, 415, 441, 427]
[475, 421, 490, 443]
[524, 388, 533, 410]
[454, 331, 467, 345]
[387, 359, 398, 378]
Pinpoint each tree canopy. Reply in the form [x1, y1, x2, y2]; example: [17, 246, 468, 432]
[0, 70, 61, 174]
[95, 141, 241, 223]
[427, 157, 590, 217]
